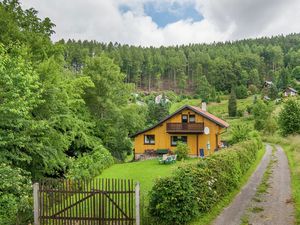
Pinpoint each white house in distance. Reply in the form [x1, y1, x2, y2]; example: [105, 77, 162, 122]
[284, 87, 298, 97]
[155, 94, 170, 104]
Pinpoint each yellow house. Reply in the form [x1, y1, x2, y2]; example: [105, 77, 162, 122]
[131, 105, 229, 160]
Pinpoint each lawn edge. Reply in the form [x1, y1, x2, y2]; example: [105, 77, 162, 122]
[280, 143, 300, 224]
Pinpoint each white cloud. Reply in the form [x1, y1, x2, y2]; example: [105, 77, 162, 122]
[19, 0, 300, 47]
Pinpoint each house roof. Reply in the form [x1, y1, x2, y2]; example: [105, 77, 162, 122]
[131, 105, 229, 138]
[285, 87, 298, 93]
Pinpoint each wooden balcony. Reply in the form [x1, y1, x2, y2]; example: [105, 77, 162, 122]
[166, 123, 204, 133]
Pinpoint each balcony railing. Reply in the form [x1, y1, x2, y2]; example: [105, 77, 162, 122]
[166, 123, 204, 133]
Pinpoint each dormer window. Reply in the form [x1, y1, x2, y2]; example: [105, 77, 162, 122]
[182, 115, 188, 123]
[189, 115, 195, 123]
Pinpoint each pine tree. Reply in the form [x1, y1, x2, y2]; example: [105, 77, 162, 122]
[228, 88, 237, 117]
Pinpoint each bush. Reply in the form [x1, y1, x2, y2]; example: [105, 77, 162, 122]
[148, 138, 262, 224]
[252, 100, 270, 131]
[149, 175, 198, 225]
[235, 85, 248, 99]
[264, 116, 278, 134]
[0, 164, 32, 225]
[231, 123, 252, 144]
[174, 142, 189, 160]
[278, 99, 300, 136]
[67, 145, 114, 180]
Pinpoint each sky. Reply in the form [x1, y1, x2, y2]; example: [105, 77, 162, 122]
[20, 0, 300, 47]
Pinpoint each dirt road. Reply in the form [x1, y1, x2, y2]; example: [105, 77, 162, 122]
[213, 144, 294, 225]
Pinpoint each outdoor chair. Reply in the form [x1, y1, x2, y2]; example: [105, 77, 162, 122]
[159, 154, 177, 164]
[158, 154, 168, 164]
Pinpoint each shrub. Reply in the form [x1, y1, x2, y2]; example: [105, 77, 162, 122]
[264, 116, 278, 134]
[252, 100, 270, 131]
[278, 99, 300, 136]
[231, 123, 252, 144]
[235, 85, 248, 99]
[0, 163, 32, 225]
[67, 145, 114, 179]
[174, 142, 189, 160]
[237, 109, 244, 117]
[148, 138, 262, 224]
[148, 176, 198, 225]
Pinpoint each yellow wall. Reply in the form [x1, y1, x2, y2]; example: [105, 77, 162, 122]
[134, 109, 224, 157]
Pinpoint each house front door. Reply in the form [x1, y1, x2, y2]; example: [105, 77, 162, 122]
[199, 148, 204, 157]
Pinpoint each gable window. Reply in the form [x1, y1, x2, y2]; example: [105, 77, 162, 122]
[189, 115, 195, 123]
[144, 135, 155, 145]
[171, 136, 187, 146]
[182, 115, 188, 123]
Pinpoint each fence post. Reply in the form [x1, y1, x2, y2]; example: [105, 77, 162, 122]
[135, 182, 140, 225]
[33, 183, 40, 225]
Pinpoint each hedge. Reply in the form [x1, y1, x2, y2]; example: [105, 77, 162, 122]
[148, 137, 263, 225]
[67, 145, 114, 180]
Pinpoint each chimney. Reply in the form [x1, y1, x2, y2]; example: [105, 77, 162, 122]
[201, 102, 207, 111]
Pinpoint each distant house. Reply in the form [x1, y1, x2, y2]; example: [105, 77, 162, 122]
[284, 87, 298, 97]
[131, 104, 229, 160]
[155, 94, 170, 104]
[263, 81, 273, 88]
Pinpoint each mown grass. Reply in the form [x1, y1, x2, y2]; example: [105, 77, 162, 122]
[264, 135, 300, 224]
[99, 158, 198, 199]
[189, 147, 265, 225]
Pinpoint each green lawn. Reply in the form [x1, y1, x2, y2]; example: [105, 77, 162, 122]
[99, 159, 197, 198]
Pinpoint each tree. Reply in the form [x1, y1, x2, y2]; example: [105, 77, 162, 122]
[268, 84, 278, 100]
[278, 99, 300, 135]
[252, 100, 270, 131]
[228, 88, 237, 117]
[83, 55, 145, 160]
[277, 68, 290, 90]
[195, 75, 211, 102]
[147, 101, 170, 125]
[292, 66, 300, 81]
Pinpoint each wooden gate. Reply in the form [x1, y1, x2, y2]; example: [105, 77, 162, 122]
[33, 179, 140, 225]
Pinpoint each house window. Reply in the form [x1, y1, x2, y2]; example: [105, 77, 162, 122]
[189, 115, 195, 123]
[182, 115, 188, 123]
[144, 135, 155, 145]
[171, 136, 187, 146]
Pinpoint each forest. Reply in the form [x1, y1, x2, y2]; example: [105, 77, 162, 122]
[1, 0, 300, 224]
[62, 32, 300, 99]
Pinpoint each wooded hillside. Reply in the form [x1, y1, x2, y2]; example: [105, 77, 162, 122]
[62, 34, 300, 96]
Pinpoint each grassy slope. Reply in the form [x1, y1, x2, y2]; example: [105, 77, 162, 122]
[190, 147, 266, 225]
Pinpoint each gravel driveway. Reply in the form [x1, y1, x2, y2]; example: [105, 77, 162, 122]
[213, 144, 295, 225]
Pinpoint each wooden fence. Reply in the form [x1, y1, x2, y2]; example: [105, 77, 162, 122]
[33, 179, 140, 225]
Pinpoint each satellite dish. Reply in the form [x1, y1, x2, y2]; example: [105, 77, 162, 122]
[204, 127, 210, 135]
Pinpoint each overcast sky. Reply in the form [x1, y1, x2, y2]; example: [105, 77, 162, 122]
[20, 0, 300, 47]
